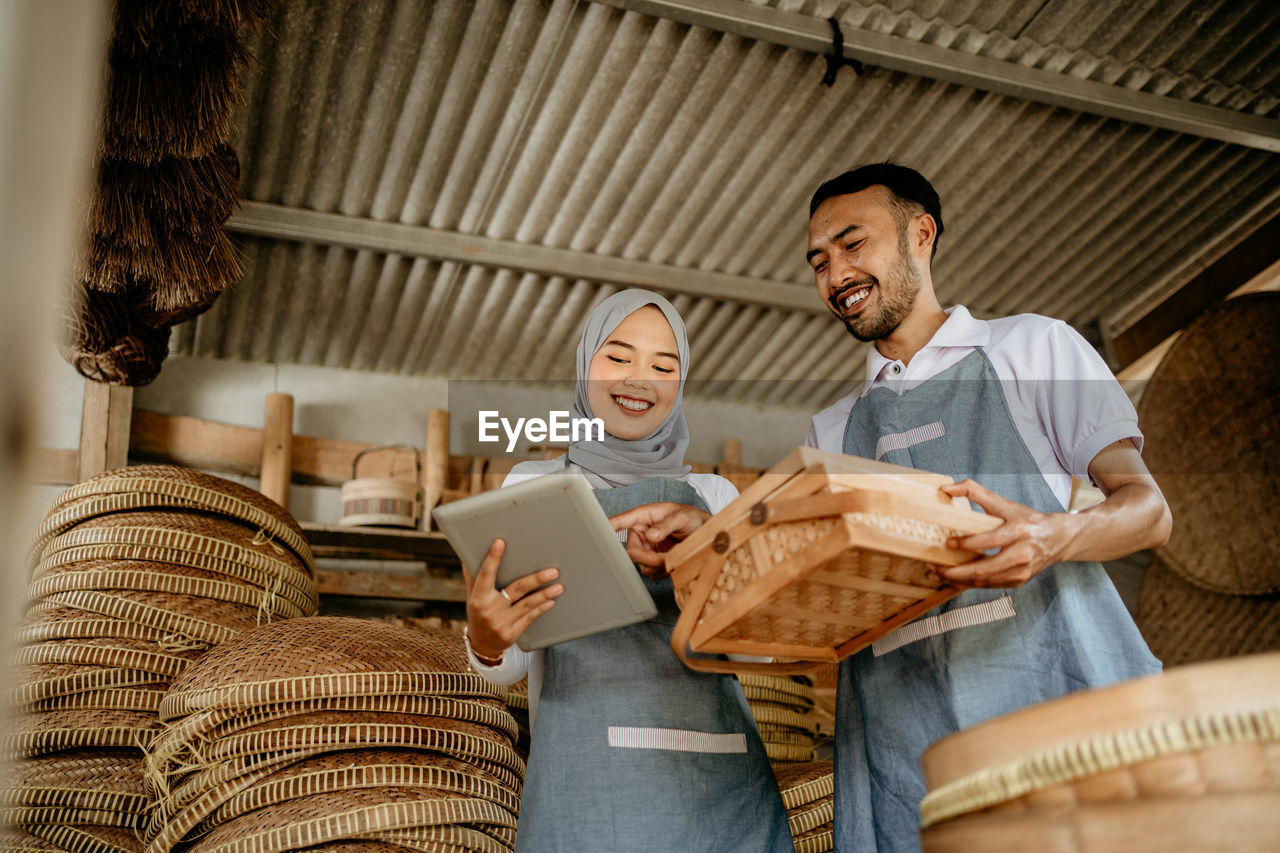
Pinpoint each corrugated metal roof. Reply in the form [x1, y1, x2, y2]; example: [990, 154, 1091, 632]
[173, 0, 1280, 410]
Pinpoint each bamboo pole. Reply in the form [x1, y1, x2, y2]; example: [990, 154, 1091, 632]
[260, 392, 293, 508]
[423, 409, 449, 530]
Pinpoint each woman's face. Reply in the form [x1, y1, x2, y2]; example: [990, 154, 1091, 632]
[586, 305, 681, 441]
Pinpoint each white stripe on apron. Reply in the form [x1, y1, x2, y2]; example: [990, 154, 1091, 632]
[607, 726, 748, 754]
[872, 596, 1016, 657]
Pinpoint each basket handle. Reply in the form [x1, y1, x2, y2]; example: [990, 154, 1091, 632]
[351, 444, 422, 481]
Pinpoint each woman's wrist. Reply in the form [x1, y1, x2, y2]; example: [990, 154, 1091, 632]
[463, 626, 505, 667]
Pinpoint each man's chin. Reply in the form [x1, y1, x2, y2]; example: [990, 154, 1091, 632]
[843, 316, 884, 343]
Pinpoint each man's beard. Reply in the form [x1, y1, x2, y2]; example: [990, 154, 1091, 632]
[840, 233, 921, 342]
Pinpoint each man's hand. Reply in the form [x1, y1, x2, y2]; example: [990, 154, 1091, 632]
[933, 439, 1171, 590]
[463, 538, 563, 661]
[932, 480, 1074, 588]
[609, 502, 712, 578]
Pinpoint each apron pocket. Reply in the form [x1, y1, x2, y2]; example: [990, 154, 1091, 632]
[871, 595, 1016, 657]
[607, 726, 747, 754]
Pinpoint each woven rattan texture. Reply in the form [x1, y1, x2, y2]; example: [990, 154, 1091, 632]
[1136, 293, 1280, 595]
[147, 620, 523, 853]
[1137, 557, 1280, 667]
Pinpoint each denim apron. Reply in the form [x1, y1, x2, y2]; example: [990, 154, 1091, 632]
[834, 349, 1161, 853]
[515, 476, 794, 853]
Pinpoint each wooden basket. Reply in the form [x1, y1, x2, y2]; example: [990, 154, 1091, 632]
[667, 447, 1001, 674]
[338, 446, 422, 529]
[918, 653, 1280, 852]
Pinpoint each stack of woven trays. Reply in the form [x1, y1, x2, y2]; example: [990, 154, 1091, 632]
[741, 674, 820, 764]
[775, 761, 835, 853]
[5, 464, 316, 853]
[502, 679, 532, 763]
[144, 617, 524, 853]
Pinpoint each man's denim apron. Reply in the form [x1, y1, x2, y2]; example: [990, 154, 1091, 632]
[514, 476, 794, 853]
[834, 349, 1160, 853]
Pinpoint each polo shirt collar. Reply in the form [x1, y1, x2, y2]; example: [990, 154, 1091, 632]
[860, 304, 990, 392]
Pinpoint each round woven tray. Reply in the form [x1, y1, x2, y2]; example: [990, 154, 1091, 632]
[13, 611, 172, 646]
[26, 686, 166, 715]
[1135, 292, 1280, 595]
[21, 823, 143, 853]
[40, 465, 311, 571]
[787, 795, 834, 835]
[33, 552, 317, 614]
[1136, 556, 1280, 666]
[774, 761, 834, 810]
[764, 741, 816, 763]
[27, 588, 264, 646]
[186, 786, 516, 853]
[11, 637, 199, 679]
[793, 823, 834, 853]
[11, 666, 170, 707]
[37, 513, 313, 591]
[27, 563, 313, 621]
[161, 619, 500, 719]
[149, 745, 523, 849]
[5, 708, 161, 757]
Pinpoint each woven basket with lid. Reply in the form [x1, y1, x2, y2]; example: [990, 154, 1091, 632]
[667, 447, 1001, 674]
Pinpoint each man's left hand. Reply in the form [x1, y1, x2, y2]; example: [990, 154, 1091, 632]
[932, 480, 1074, 589]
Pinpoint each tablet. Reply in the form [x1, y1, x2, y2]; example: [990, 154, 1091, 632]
[431, 473, 657, 650]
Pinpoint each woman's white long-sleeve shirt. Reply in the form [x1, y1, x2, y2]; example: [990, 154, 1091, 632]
[465, 456, 739, 726]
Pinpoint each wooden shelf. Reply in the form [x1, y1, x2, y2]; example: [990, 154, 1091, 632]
[300, 522, 459, 563]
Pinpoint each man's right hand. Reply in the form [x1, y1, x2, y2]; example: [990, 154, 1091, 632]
[608, 502, 712, 574]
[462, 538, 563, 661]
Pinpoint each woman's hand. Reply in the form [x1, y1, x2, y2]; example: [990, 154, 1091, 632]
[608, 502, 712, 579]
[462, 538, 563, 661]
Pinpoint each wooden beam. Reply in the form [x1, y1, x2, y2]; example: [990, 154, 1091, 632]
[28, 448, 79, 485]
[314, 569, 466, 602]
[130, 410, 414, 487]
[1110, 214, 1280, 370]
[260, 393, 294, 508]
[226, 202, 824, 314]
[78, 382, 133, 481]
[300, 522, 458, 563]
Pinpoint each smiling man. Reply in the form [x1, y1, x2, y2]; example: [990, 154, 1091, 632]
[804, 163, 1172, 853]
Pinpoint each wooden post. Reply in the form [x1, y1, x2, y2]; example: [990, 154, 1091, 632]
[260, 392, 294, 509]
[722, 439, 743, 467]
[423, 409, 449, 530]
[78, 381, 133, 480]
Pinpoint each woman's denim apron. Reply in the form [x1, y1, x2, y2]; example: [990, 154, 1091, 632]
[514, 476, 794, 853]
[834, 349, 1160, 853]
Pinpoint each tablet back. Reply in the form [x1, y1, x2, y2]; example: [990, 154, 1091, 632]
[432, 474, 657, 650]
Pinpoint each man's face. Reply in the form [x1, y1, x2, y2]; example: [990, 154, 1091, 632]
[806, 187, 924, 342]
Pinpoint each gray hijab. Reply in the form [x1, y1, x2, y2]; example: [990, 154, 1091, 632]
[567, 289, 692, 489]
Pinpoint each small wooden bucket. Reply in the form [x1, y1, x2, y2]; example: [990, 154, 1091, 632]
[919, 653, 1280, 852]
[339, 445, 422, 529]
[666, 447, 1001, 674]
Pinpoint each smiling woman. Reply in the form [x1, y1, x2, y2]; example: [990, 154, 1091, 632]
[585, 305, 681, 441]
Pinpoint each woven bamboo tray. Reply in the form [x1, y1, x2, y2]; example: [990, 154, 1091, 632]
[668, 447, 1001, 674]
[919, 653, 1280, 852]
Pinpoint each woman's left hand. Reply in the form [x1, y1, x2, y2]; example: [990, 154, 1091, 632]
[608, 502, 712, 579]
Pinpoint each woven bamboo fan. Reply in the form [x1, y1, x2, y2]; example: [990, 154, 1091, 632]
[667, 447, 1002, 674]
[339, 446, 423, 529]
[918, 653, 1280, 853]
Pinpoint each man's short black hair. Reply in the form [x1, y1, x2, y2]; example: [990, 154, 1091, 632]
[809, 162, 944, 261]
